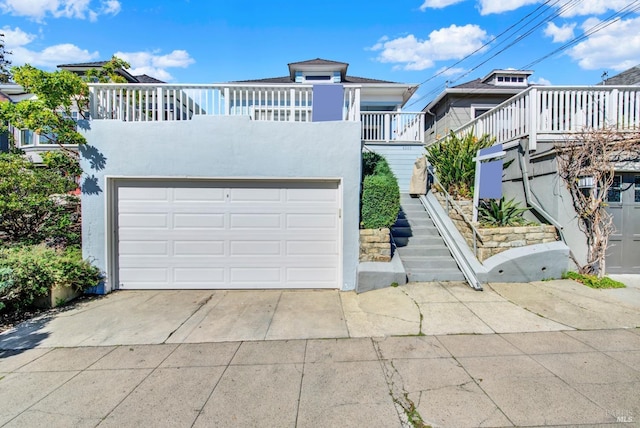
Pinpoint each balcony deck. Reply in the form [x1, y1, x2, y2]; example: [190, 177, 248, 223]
[436, 86, 640, 150]
[87, 83, 425, 145]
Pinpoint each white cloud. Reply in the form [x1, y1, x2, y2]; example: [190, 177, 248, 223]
[559, 0, 634, 18]
[435, 66, 466, 77]
[478, 0, 540, 15]
[531, 77, 551, 85]
[115, 50, 196, 81]
[0, 0, 120, 22]
[2, 25, 98, 67]
[1, 26, 37, 49]
[568, 16, 640, 71]
[544, 22, 576, 43]
[371, 24, 488, 71]
[419, 0, 465, 11]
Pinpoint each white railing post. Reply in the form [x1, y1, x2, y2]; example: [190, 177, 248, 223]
[290, 88, 296, 122]
[609, 89, 619, 127]
[384, 113, 390, 142]
[223, 87, 230, 115]
[353, 87, 361, 121]
[528, 88, 538, 151]
[89, 86, 97, 119]
[157, 87, 164, 121]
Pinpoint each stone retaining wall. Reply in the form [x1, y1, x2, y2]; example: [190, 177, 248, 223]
[434, 192, 558, 262]
[359, 228, 391, 262]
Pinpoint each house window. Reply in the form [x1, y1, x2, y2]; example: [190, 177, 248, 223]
[497, 76, 504, 82]
[635, 175, 640, 203]
[304, 75, 331, 81]
[607, 175, 622, 203]
[20, 129, 36, 146]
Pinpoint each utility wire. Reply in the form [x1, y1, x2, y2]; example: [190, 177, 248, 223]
[520, 0, 640, 69]
[406, 0, 583, 108]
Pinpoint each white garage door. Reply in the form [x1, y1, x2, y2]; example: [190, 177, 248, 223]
[115, 180, 341, 289]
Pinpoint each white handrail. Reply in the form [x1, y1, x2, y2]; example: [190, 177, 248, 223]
[433, 85, 640, 149]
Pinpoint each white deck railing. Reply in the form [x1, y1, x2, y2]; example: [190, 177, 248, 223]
[361, 111, 425, 143]
[440, 86, 640, 149]
[88, 83, 424, 143]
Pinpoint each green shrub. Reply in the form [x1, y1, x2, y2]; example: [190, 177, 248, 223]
[562, 271, 626, 289]
[426, 131, 494, 199]
[361, 173, 400, 229]
[478, 197, 530, 227]
[0, 245, 103, 312]
[362, 151, 384, 177]
[0, 152, 80, 246]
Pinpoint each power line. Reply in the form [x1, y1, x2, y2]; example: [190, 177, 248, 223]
[520, 0, 640, 69]
[406, 0, 583, 108]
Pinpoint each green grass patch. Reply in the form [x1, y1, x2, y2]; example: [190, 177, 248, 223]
[562, 271, 626, 289]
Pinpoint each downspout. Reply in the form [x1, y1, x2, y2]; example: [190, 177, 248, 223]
[518, 140, 567, 244]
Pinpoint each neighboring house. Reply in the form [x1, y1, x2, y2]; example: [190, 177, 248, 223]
[57, 60, 166, 84]
[435, 66, 640, 274]
[4, 61, 165, 159]
[231, 58, 423, 190]
[77, 58, 425, 293]
[423, 69, 533, 146]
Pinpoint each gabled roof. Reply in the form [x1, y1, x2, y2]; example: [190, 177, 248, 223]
[422, 70, 533, 112]
[133, 74, 166, 84]
[602, 65, 640, 85]
[451, 78, 529, 90]
[234, 75, 397, 84]
[234, 57, 399, 84]
[57, 61, 165, 83]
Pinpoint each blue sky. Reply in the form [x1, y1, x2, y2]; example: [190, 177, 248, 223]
[2, 0, 640, 109]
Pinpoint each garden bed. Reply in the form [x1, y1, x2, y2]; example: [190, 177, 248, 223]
[434, 192, 558, 262]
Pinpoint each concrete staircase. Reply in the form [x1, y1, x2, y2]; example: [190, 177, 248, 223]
[392, 193, 465, 282]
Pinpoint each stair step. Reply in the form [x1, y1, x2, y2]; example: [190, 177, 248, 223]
[402, 258, 460, 270]
[407, 270, 466, 282]
[391, 227, 441, 238]
[397, 246, 452, 257]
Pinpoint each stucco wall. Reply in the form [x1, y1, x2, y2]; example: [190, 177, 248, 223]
[364, 144, 425, 192]
[501, 142, 588, 268]
[80, 116, 362, 292]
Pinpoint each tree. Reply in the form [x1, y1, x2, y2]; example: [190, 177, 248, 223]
[556, 128, 640, 277]
[0, 56, 130, 149]
[0, 33, 11, 83]
[84, 55, 131, 83]
[0, 152, 80, 246]
[0, 65, 89, 147]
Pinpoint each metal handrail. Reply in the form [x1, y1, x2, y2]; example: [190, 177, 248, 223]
[426, 162, 483, 258]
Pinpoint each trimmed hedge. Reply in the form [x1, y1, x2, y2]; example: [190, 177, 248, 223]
[361, 155, 400, 229]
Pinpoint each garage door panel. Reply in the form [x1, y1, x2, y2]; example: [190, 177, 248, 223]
[230, 213, 281, 229]
[230, 241, 281, 256]
[287, 268, 337, 282]
[173, 187, 225, 201]
[231, 267, 282, 282]
[116, 180, 340, 289]
[119, 241, 168, 255]
[230, 187, 282, 202]
[286, 213, 337, 229]
[287, 241, 337, 255]
[119, 213, 168, 228]
[173, 241, 225, 256]
[119, 187, 168, 201]
[173, 213, 225, 229]
[174, 268, 225, 283]
[120, 267, 169, 282]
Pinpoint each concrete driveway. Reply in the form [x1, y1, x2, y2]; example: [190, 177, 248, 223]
[0, 280, 639, 427]
[1, 280, 640, 349]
